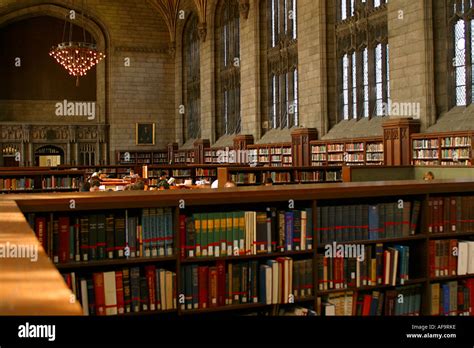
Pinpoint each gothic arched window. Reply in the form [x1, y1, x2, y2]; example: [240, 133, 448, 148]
[448, 0, 474, 106]
[337, 0, 389, 120]
[183, 14, 201, 140]
[215, 0, 241, 138]
[261, 0, 298, 131]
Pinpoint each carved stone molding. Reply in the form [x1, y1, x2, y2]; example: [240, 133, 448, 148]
[114, 45, 169, 54]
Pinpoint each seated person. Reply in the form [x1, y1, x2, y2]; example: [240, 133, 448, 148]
[157, 171, 170, 190]
[89, 179, 101, 192]
[125, 179, 145, 191]
[124, 169, 140, 179]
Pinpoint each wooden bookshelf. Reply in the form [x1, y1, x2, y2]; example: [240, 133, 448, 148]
[310, 137, 384, 167]
[219, 166, 343, 186]
[247, 143, 293, 167]
[411, 131, 473, 167]
[144, 164, 229, 185]
[0, 169, 85, 193]
[116, 150, 169, 165]
[173, 150, 195, 165]
[0, 200, 82, 315]
[3, 179, 474, 316]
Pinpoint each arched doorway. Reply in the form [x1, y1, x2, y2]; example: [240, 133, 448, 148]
[35, 145, 64, 167]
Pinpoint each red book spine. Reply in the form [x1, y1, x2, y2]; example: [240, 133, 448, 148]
[428, 240, 435, 278]
[115, 271, 125, 315]
[216, 260, 226, 306]
[362, 294, 372, 316]
[145, 266, 156, 311]
[428, 198, 433, 233]
[58, 217, 70, 263]
[450, 197, 457, 232]
[198, 266, 209, 309]
[93, 272, 106, 316]
[209, 267, 218, 308]
[35, 217, 47, 252]
[383, 250, 389, 285]
[467, 279, 474, 315]
[179, 215, 186, 260]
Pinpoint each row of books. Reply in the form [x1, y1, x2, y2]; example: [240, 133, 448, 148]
[430, 279, 474, 316]
[366, 143, 384, 152]
[345, 154, 364, 162]
[64, 266, 177, 316]
[413, 139, 438, 149]
[0, 176, 81, 191]
[41, 176, 81, 189]
[231, 173, 257, 184]
[440, 149, 470, 159]
[328, 144, 345, 152]
[320, 285, 422, 316]
[311, 145, 327, 154]
[196, 169, 217, 177]
[441, 159, 472, 166]
[441, 136, 472, 147]
[412, 149, 438, 159]
[366, 153, 384, 161]
[296, 171, 327, 182]
[345, 143, 364, 151]
[315, 201, 421, 244]
[262, 172, 291, 183]
[180, 209, 313, 259]
[429, 239, 474, 278]
[428, 196, 474, 233]
[0, 177, 35, 190]
[180, 258, 313, 309]
[30, 209, 174, 264]
[317, 244, 410, 290]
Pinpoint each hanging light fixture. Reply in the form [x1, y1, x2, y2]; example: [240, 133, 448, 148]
[49, 0, 105, 86]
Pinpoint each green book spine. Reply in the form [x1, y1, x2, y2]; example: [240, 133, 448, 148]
[232, 212, 240, 255]
[201, 213, 208, 257]
[239, 212, 245, 254]
[226, 212, 233, 256]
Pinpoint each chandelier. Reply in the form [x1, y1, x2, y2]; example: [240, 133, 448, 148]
[49, 1, 105, 86]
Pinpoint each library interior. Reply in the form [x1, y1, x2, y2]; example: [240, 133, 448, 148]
[1, 0, 474, 321]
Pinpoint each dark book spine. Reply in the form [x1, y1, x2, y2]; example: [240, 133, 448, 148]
[96, 215, 106, 260]
[114, 214, 126, 258]
[106, 215, 115, 259]
[130, 267, 141, 313]
[88, 215, 98, 261]
[80, 217, 89, 262]
[139, 276, 149, 311]
[122, 268, 131, 313]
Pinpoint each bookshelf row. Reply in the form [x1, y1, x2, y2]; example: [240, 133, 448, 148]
[112, 131, 474, 169]
[12, 180, 474, 316]
[412, 133, 473, 166]
[224, 167, 343, 185]
[310, 138, 384, 167]
[0, 170, 85, 193]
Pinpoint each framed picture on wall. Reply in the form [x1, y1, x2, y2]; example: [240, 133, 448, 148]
[136, 123, 155, 145]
